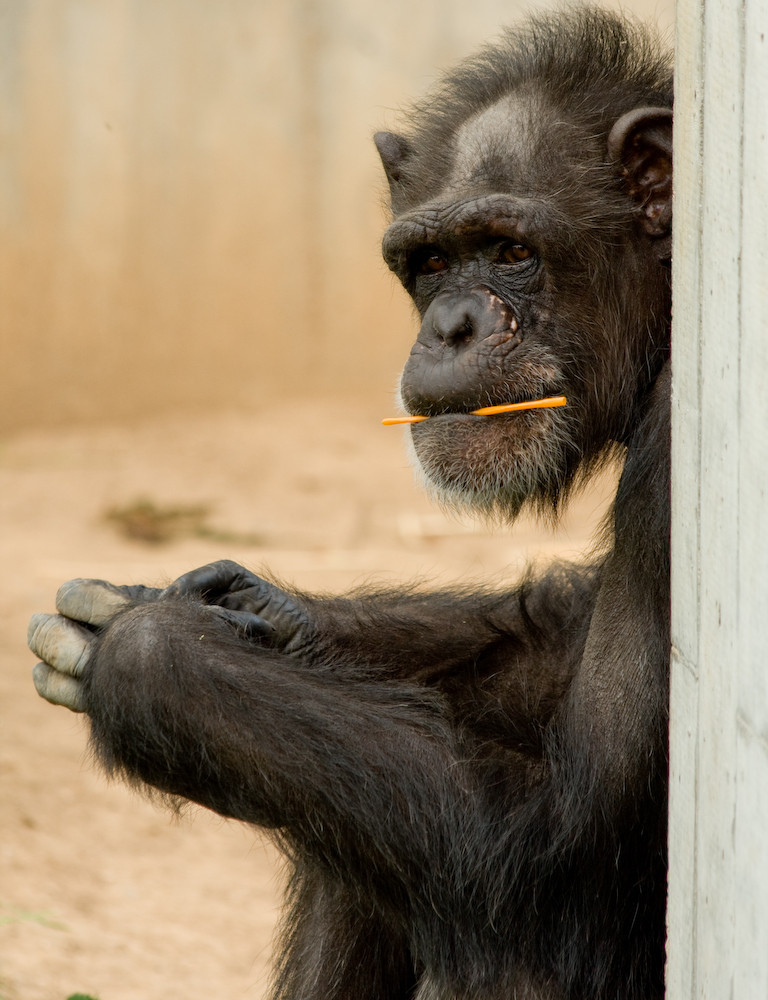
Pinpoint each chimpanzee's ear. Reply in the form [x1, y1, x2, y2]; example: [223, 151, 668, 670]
[608, 107, 673, 244]
[374, 132, 412, 196]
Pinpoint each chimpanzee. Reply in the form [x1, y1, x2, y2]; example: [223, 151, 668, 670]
[28, 9, 673, 999]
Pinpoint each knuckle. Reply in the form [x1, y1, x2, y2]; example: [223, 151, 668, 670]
[28, 614, 92, 675]
[216, 559, 241, 573]
[88, 590, 130, 627]
[55, 578, 90, 614]
[32, 661, 53, 697]
[57, 579, 127, 625]
[27, 613, 44, 648]
[27, 613, 58, 655]
[33, 661, 85, 712]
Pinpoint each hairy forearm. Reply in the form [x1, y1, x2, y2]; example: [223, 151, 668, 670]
[304, 562, 600, 681]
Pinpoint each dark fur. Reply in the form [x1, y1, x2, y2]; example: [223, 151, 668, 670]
[79, 10, 672, 999]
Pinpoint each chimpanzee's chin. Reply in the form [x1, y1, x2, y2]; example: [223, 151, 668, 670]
[408, 414, 568, 519]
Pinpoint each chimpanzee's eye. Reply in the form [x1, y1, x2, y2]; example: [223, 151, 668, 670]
[413, 248, 449, 275]
[497, 242, 533, 264]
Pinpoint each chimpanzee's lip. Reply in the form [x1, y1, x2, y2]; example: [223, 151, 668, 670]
[412, 393, 567, 421]
[382, 393, 566, 426]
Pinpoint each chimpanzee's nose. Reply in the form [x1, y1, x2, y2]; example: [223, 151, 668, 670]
[421, 287, 517, 351]
[429, 294, 478, 346]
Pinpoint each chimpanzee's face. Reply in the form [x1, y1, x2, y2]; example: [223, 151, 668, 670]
[376, 94, 672, 518]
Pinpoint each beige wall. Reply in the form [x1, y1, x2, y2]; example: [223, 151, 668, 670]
[0, 0, 673, 431]
[668, 0, 768, 995]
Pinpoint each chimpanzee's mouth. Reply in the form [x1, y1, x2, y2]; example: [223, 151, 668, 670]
[381, 395, 566, 426]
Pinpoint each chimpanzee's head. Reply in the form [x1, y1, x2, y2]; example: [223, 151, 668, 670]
[375, 9, 673, 519]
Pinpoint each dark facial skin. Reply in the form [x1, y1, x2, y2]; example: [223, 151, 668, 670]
[384, 196, 546, 414]
[383, 190, 576, 514]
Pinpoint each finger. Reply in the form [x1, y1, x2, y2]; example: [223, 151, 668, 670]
[163, 560, 259, 601]
[115, 583, 164, 604]
[218, 581, 286, 616]
[212, 607, 277, 642]
[32, 662, 87, 713]
[27, 613, 93, 677]
[218, 586, 312, 654]
[56, 579, 132, 626]
[219, 586, 271, 614]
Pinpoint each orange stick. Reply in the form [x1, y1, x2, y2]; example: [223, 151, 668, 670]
[381, 415, 431, 425]
[381, 395, 566, 425]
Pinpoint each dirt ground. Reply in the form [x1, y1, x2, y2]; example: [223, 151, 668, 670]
[0, 396, 616, 1000]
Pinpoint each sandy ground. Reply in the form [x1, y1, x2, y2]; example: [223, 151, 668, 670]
[0, 396, 616, 1000]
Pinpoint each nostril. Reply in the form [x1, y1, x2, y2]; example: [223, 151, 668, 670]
[451, 321, 474, 346]
[432, 311, 475, 347]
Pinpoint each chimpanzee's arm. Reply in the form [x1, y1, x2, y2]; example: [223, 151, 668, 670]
[30, 554, 597, 762]
[135, 554, 600, 687]
[30, 591, 488, 919]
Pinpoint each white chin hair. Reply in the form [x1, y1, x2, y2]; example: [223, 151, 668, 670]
[403, 409, 577, 523]
[402, 429, 530, 522]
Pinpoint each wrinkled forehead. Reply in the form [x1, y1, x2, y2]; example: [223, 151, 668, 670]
[445, 93, 544, 192]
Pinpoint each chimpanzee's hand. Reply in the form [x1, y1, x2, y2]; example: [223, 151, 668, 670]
[28, 569, 295, 713]
[161, 560, 313, 655]
[28, 579, 144, 712]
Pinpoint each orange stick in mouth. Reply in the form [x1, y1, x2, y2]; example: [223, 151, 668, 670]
[381, 395, 567, 425]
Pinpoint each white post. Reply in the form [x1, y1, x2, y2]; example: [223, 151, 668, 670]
[667, 0, 768, 996]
